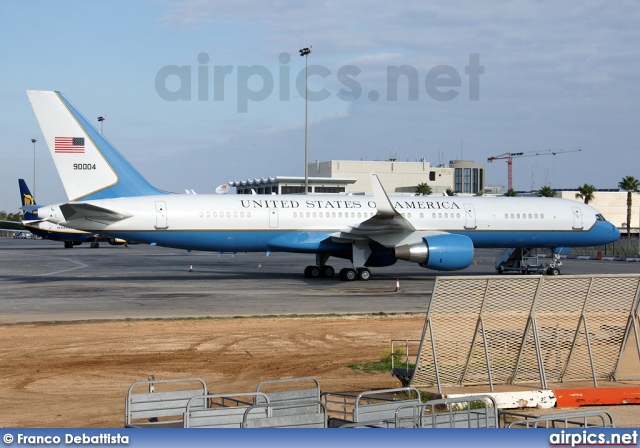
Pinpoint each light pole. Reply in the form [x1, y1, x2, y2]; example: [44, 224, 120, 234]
[299, 46, 311, 195]
[98, 116, 105, 135]
[31, 138, 37, 199]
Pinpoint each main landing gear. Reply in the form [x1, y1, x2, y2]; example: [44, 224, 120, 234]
[303, 264, 335, 278]
[303, 265, 372, 281]
[339, 267, 371, 281]
[304, 244, 374, 281]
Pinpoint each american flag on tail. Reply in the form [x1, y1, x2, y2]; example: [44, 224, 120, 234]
[55, 137, 85, 154]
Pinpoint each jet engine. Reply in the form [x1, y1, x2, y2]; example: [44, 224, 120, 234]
[393, 234, 474, 271]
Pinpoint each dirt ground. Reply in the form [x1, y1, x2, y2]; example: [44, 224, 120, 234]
[0, 315, 425, 427]
[2, 314, 639, 428]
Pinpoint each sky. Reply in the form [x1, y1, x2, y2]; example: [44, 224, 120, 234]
[1, 0, 639, 212]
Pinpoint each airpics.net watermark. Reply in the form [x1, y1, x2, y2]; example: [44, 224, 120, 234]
[155, 53, 484, 112]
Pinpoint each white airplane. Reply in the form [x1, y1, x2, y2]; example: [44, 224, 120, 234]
[26, 90, 620, 280]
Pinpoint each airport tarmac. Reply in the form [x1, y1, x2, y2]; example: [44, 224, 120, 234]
[0, 238, 638, 323]
[1, 237, 639, 428]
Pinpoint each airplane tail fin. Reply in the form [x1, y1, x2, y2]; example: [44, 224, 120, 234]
[26, 90, 167, 201]
[18, 179, 39, 220]
[18, 179, 36, 207]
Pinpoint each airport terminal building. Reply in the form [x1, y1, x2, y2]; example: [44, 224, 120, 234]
[230, 159, 486, 196]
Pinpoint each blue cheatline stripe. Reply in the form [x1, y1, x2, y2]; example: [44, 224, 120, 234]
[55, 91, 168, 200]
[95, 222, 618, 254]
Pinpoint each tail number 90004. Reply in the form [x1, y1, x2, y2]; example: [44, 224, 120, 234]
[73, 164, 96, 170]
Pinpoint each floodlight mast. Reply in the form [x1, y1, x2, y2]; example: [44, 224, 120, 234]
[299, 46, 312, 195]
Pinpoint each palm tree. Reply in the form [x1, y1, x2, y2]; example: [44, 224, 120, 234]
[538, 186, 556, 197]
[504, 188, 518, 197]
[575, 184, 596, 204]
[415, 183, 432, 196]
[619, 176, 640, 239]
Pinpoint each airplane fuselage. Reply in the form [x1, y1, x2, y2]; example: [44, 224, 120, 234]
[37, 193, 619, 254]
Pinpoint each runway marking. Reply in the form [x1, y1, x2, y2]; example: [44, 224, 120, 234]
[37, 258, 89, 276]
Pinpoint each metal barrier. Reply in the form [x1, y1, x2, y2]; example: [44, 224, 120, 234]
[255, 377, 321, 416]
[395, 395, 499, 428]
[242, 401, 327, 428]
[407, 275, 640, 393]
[504, 409, 615, 428]
[323, 387, 421, 427]
[125, 377, 207, 428]
[183, 392, 270, 428]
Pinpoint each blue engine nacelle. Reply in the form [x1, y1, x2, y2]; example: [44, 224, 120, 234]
[393, 234, 474, 271]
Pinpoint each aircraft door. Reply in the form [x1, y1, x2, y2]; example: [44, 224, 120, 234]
[571, 206, 583, 230]
[463, 203, 477, 229]
[269, 209, 278, 228]
[155, 201, 168, 229]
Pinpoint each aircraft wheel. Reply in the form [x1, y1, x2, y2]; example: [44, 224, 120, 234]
[309, 266, 321, 278]
[497, 266, 503, 274]
[550, 267, 560, 276]
[64, 242, 73, 249]
[304, 266, 313, 278]
[339, 268, 357, 281]
[358, 268, 371, 281]
[321, 265, 335, 278]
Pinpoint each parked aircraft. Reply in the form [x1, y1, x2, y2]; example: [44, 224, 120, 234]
[27, 90, 620, 279]
[18, 178, 126, 248]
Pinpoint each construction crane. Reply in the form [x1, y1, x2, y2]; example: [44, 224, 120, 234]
[487, 148, 581, 191]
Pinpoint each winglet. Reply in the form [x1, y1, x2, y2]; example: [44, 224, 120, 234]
[370, 173, 398, 216]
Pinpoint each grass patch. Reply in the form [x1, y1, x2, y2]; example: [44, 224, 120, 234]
[348, 347, 412, 373]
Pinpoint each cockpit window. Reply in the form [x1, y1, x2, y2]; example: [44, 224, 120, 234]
[595, 214, 607, 222]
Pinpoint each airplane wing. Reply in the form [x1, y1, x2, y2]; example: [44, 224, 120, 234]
[330, 174, 444, 247]
[0, 219, 25, 229]
[59, 203, 131, 223]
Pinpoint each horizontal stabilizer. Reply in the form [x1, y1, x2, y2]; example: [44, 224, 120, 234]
[20, 205, 39, 213]
[59, 203, 131, 222]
